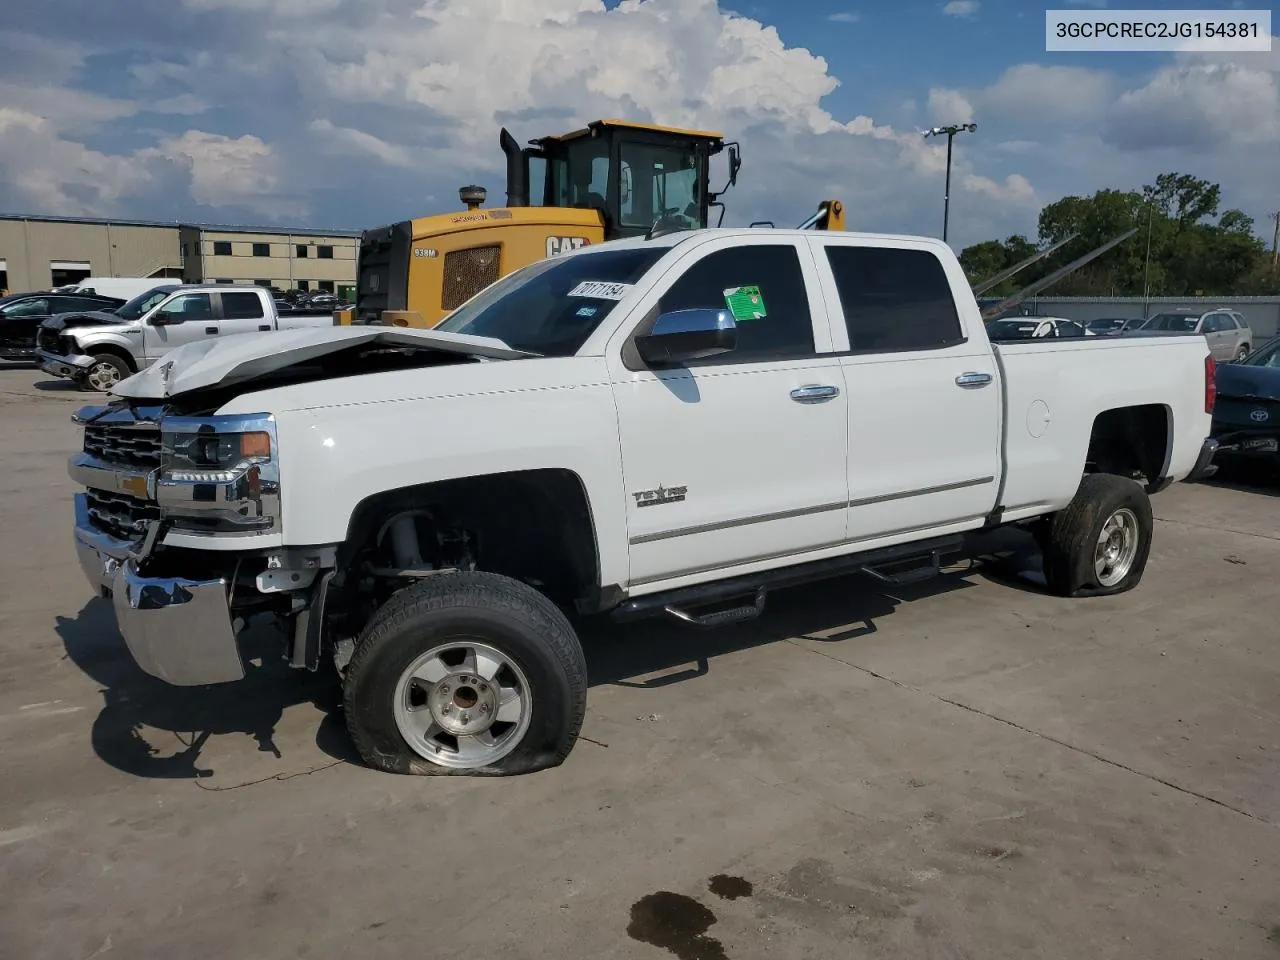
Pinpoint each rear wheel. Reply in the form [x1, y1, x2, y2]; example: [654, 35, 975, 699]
[1041, 473, 1153, 597]
[1234, 344, 1250, 362]
[343, 571, 587, 776]
[81, 354, 130, 392]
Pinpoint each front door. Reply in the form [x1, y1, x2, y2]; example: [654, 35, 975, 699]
[809, 238, 1001, 543]
[142, 292, 217, 364]
[606, 236, 849, 588]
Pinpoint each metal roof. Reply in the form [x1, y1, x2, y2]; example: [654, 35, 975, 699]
[0, 213, 361, 238]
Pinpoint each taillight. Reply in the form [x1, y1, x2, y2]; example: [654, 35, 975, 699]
[1204, 354, 1216, 414]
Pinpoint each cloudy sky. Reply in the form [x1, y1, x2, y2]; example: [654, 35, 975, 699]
[0, 0, 1275, 250]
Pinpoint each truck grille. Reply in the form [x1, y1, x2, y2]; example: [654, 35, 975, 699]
[441, 245, 501, 311]
[84, 423, 163, 470]
[85, 490, 161, 540]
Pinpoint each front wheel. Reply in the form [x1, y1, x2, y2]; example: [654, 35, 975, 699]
[80, 354, 130, 392]
[342, 571, 587, 776]
[1041, 473, 1153, 597]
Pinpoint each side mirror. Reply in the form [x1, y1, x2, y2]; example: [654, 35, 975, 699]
[636, 309, 737, 367]
[150, 311, 182, 326]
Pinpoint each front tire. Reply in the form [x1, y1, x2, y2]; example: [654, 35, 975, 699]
[343, 571, 587, 776]
[81, 354, 130, 392]
[1041, 473, 1153, 598]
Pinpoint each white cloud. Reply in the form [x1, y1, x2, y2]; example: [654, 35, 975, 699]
[982, 64, 1115, 123]
[926, 87, 975, 124]
[143, 131, 301, 216]
[309, 118, 415, 168]
[151, 95, 209, 116]
[1106, 61, 1280, 150]
[942, 1, 978, 17]
[827, 11, 860, 23]
[962, 172, 1036, 203]
[0, 108, 153, 216]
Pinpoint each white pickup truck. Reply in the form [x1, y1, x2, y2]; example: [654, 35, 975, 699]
[66, 228, 1219, 777]
[38, 284, 334, 392]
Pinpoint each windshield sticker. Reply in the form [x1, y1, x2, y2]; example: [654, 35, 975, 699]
[723, 285, 767, 321]
[568, 281, 634, 300]
[576, 305, 598, 318]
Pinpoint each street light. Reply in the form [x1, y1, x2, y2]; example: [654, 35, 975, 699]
[924, 122, 977, 244]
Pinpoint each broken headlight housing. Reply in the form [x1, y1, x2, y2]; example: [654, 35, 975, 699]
[157, 414, 281, 534]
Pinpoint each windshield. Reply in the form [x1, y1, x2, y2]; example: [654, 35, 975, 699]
[619, 142, 701, 229]
[987, 319, 1041, 339]
[1143, 313, 1199, 332]
[116, 286, 179, 321]
[434, 247, 666, 356]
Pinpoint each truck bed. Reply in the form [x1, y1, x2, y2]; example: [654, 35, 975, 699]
[992, 334, 1211, 521]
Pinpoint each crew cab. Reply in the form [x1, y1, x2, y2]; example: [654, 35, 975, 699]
[0, 290, 126, 361]
[65, 228, 1219, 777]
[37, 284, 336, 392]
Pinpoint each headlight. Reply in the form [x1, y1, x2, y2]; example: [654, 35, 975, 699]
[157, 414, 280, 535]
[163, 429, 273, 482]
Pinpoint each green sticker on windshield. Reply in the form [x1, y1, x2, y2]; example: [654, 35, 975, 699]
[723, 285, 767, 321]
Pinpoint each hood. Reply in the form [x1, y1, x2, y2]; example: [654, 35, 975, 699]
[1216, 362, 1280, 402]
[111, 324, 535, 401]
[42, 310, 122, 332]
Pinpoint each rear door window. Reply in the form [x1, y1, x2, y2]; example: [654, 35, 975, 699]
[220, 292, 266, 319]
[823, 246, 964, 352]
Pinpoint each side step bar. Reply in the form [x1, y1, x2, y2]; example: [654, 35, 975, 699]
[613, 534, 965, 626]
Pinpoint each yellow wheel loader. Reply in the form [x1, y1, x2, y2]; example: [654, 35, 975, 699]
[338, 118, 845, 329]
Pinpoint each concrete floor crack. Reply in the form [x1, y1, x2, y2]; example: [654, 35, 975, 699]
[1155, 515, 1280, 543]
[193, 760, 343, 792]
[789, 638, 1273, 828]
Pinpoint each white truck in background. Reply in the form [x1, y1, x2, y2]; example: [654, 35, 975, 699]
[37, 284, 336, 392]
[65, 228, 1219, 777]
[69, 278, 173, 301]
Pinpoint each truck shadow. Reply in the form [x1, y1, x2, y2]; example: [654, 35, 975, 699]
[1198, 461, 1280, 497]
[54, 599, 351, 781]
[55, 532, 1042, 781]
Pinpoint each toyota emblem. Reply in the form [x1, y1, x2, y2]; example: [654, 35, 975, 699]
[1250, 408, 1270, 422]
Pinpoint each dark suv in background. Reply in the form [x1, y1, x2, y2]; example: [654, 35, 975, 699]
[0, 291, 125, 361]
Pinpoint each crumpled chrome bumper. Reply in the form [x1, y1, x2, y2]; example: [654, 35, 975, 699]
[1184, 437, 1220, 483]
[74, 494, 245, 686]
[39, 349, 94, 380]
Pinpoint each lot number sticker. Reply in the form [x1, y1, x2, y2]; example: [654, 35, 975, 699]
[568, 281, 634, 300]
[723, 285, 767, 321]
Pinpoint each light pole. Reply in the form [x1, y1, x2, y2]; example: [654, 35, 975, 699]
[924, 122, 977, 244]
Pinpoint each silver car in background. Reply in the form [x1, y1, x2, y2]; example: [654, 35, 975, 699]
[1128, 308, 1253, 362]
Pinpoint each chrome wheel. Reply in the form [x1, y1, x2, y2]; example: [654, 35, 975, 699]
[392, 640, 532, 769]
[86, 361, 122, 392]
[1094, 507, 1139, 587]
[1235, 346, 1249, 362]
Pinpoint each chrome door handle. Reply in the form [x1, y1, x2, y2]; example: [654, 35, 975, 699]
[790, 384, 841, 403]
[955, 372, 993, 388]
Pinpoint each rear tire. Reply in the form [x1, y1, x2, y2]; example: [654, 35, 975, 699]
[343, 571, 587, 776]
[1041, 473, 1153, 598]
[1234, 344, 1250, 362]
[80, 354, 130, 392]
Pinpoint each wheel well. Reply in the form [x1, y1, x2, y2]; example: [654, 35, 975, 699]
[1085, 405, 1170, 489]
[87, 344, 137, 373]
[341, 469, 601, 609]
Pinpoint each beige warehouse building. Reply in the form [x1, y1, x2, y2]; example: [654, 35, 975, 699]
[0, 215, 359, 295]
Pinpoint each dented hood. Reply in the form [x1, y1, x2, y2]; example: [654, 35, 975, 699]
[111, 325, 534, 400]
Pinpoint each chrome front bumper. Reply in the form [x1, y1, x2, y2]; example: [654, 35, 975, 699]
[39, 348, 95, 380]
[75, 494, 245, 686]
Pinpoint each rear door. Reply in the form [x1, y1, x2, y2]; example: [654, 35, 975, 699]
[808, 237, 1001, 542]
[1202, 313, 1233, 360]
[216, 291, 274, 337]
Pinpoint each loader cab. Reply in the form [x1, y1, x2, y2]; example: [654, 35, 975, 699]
[506, 119, 739, 239]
